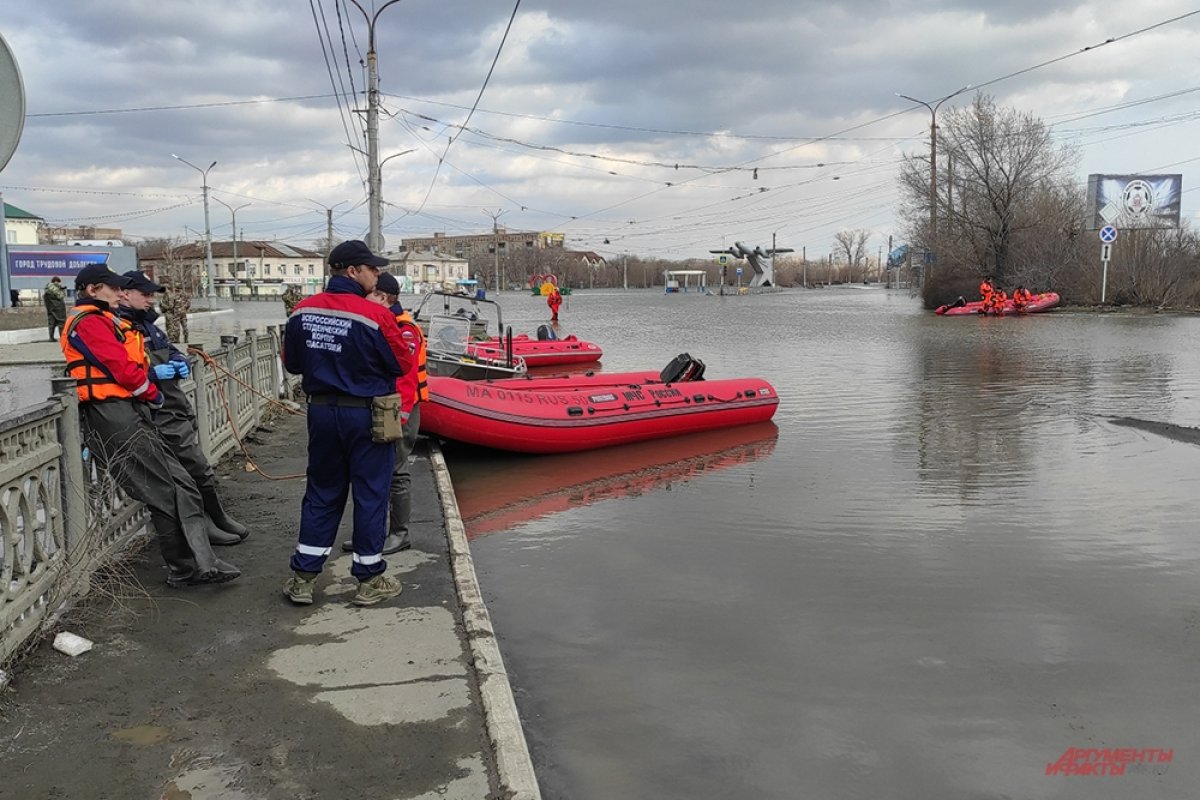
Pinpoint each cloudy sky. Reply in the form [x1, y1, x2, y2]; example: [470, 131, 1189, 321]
[2, 1, 1199, 261]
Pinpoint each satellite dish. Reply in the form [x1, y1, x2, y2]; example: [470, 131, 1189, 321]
[0, 33, 25, 172]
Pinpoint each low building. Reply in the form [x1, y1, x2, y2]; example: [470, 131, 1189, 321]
[399, 229, 564, 260]
[40, 224, 125, 245]
[138, 240, 326, 298]
[2, 202, 42, 245]
[389, 249, 472, 292]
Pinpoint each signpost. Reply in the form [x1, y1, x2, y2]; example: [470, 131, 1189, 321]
[1099, 226, 1117, 303]
[0, 33, 27, 308]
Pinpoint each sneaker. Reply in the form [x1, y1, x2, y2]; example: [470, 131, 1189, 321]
[352, 573, 403, 607]
[283, 571, 318, 605]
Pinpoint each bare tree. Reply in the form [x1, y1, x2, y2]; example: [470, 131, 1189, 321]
[899, 94, 1079, 304]
[833, 229, 871, 283]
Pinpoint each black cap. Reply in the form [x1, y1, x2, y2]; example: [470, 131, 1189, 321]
[75, 264, 132, 291]
[329, 239, 389, 270]
[121, 270, 165, 294]
[376, 272, 401, 295]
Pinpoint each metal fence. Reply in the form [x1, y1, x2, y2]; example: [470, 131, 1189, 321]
[0, 326, 297, 664]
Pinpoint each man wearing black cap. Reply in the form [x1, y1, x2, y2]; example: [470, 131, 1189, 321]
[118, 270, 249, 547]
[59, 264, 239, 587]
[282, 240, 413, 607]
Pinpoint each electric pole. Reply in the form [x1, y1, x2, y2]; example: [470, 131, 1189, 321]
[214, 198, 250, 296]
[348, 0, 402, 255]
[483, 208, 507, 295]
[896, 86, 970, 255]
[307, 199, 348, 276]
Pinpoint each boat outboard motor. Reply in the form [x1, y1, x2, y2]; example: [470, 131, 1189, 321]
[536, 324, 558, 341]
[660, 353, 706, 383]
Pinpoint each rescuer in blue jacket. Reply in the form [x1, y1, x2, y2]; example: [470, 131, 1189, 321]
[281, 240, 415, 607]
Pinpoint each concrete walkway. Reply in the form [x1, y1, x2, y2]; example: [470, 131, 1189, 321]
[0, 411, 539, 800]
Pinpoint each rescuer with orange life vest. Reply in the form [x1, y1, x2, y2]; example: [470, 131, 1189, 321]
[547, 288, 562, 321]
[979, 276, 995, 305]
[344, 271, 428, 555]
[1012, 285, 1034, 310]
[60, 264, 240, 587]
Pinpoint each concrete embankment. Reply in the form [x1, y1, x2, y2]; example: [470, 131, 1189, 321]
[0, 410, 540, 800]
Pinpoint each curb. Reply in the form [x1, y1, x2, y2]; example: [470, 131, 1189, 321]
[0, 308, 235, 344]
[429, 442, 542, 800]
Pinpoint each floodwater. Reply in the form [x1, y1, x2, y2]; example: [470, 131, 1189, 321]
[451, 287, 1200, 800]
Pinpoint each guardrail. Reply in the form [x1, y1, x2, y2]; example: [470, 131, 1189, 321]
[0, 326, 298, 664]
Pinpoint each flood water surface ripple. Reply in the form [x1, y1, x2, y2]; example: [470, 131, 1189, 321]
[450, 288, 1200, 799]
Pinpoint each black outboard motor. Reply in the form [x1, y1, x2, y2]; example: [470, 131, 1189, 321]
[659, 353, 706, 383]
[536, 324, 558, 341]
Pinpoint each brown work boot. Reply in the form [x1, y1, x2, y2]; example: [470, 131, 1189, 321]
[283, 571, 318, 605]
[351, 573, 402, 607]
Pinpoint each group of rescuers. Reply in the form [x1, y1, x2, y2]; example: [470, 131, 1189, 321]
[976, 277, 1036, 315]
[59, 240, 429, 607]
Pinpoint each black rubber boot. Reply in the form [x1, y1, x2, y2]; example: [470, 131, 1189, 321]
[200, 487, 250, 540]
[207, 518, 244, 546]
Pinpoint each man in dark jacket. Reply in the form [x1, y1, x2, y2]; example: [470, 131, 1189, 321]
[43, 276, 67, 340]
[282, 240, 414, 607]
[119, 271, 249, 546]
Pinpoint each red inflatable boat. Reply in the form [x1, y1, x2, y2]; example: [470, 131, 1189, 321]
[466, 333, 603, 368]
[935, 292, 1061, 316]
[420, 364, 779, 454]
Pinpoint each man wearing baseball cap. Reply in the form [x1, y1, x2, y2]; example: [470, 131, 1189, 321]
[60, 264, 239, 587]
[282, 240, 414, 606]
[118, 270, 249, 547]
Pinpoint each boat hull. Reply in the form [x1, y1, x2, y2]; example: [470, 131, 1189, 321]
[936, 292, 1061, 316]
[466, 334, 603, 368]
[421, 372, 779, 453]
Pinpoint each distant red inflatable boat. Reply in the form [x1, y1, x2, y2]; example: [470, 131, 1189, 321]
[466, 333, 603, 368]
[421, 367, 779, 453]
[936, 292, 1061, 316]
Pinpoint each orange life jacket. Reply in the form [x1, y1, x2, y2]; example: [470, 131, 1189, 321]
[395, 310, 429, 403]
[979, 280, 994, 299]
[60, 308, 149, 402]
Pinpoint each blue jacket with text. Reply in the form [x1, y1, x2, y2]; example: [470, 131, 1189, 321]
[283, 275, 412, 397]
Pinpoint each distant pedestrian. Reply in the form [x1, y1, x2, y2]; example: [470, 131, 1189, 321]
[281, 283, 303, 316]
[43, 277, 67, 341]
[282, 240, 414, 607]
[161, 284, 191, 343]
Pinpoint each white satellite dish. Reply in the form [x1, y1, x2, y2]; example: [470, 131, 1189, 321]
[0, 32, 25, 172]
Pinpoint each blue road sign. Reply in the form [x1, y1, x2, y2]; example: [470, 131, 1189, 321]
[1099, 225, 1118, 243]
[735, 267, 743, 276]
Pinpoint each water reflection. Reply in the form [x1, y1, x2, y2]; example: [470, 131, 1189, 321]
[452, 422, 778, 538]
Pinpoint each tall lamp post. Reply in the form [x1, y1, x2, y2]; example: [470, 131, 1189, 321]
[214, 198, 250, 296]
[895, 86, 970, 250]
[172, 153, 218, 299]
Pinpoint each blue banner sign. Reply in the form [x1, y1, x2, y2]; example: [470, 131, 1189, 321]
[8, 249, 110, 277]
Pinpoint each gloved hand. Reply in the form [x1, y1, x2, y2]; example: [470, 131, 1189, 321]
[171, 357, 191, 378]
[151, 363, 178, 380]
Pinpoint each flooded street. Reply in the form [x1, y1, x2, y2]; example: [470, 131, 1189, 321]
[453, 287, 1200, 799]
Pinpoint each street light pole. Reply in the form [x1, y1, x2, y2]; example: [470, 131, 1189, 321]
[214, 198, 250, 296]
[347, 0, 403, 255]
[896, 86, 970, 251]
[483, 208, 507, 295]
[172, 153, 218, 299]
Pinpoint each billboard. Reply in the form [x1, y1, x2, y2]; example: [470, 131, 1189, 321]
[8, 248, 110, 278]
[1086, 174, 1182, 230]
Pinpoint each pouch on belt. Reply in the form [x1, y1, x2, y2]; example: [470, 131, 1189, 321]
[371, 394, 404, 443]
